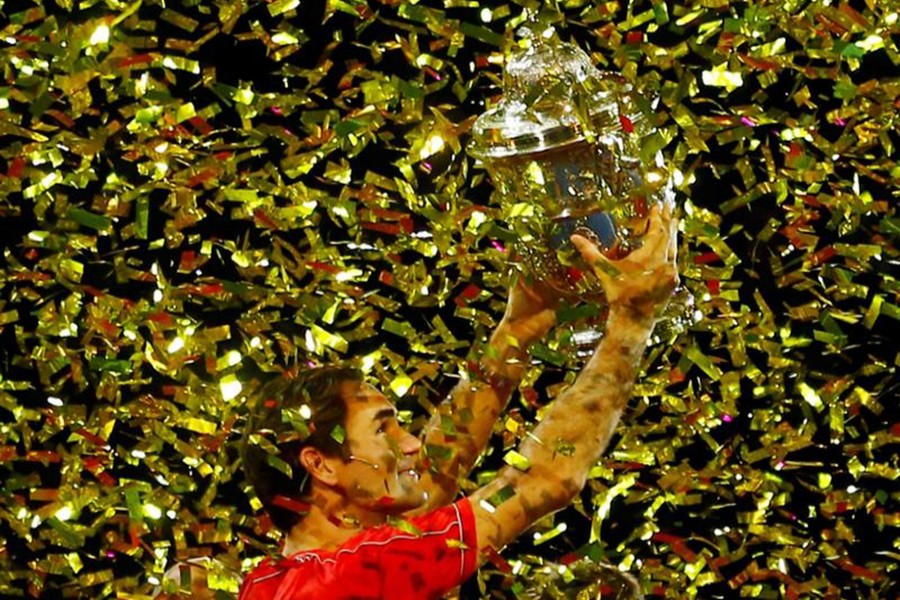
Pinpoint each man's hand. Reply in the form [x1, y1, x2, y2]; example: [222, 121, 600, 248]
[571, 202, 679, 318]
[499, 274, 560, 344]
[488, 274, 560, 365]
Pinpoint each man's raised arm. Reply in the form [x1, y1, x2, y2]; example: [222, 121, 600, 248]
[468, 204, 679, 553]
[414, 277, 559, 512]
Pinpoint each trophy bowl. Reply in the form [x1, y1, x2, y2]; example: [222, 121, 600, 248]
[469, 27, 673, 303]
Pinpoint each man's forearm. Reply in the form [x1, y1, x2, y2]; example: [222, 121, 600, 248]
[473, 306, 657, 545]
[519, 307, 656, 492]
[418, 321, 531, 508]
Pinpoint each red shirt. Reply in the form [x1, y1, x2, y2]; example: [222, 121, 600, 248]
[239, 499, 478, 600]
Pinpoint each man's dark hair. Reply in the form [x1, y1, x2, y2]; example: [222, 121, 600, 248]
[240, 365, 364, 532]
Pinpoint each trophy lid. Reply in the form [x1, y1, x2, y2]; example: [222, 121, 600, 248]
[470, 27, 643, 159]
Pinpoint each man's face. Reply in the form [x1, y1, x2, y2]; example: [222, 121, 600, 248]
[332, 381, 426, 515]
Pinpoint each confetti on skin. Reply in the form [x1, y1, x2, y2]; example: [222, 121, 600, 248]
[0, 0, 897, 598]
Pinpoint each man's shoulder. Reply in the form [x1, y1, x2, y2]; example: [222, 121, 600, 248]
[240, 500, 475, 598]
[240, 553, 322, 600]
[242, 556, 285, 586]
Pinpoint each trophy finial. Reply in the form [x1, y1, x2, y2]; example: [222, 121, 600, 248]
[472, 25, 636, 159]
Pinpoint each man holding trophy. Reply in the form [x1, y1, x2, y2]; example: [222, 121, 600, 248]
[232, 28, 680, 600]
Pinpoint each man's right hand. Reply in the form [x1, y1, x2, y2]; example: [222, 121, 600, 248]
[491, 274, 560, 358]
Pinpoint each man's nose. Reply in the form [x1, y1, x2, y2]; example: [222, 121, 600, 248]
[399, 429, 422, 455]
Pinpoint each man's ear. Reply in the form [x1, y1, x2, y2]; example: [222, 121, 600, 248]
[299, 446, 340, 487]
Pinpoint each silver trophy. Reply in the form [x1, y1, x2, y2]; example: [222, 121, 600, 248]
[470, 27, 686, 347]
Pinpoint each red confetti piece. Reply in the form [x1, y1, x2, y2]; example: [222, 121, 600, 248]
[619, 113, 635, 133]
[75, 428, 108, 447]
[253, 208, 280, 230]
[625, 31, 643, 44]
[84, 457, 119, 486]
[96, 319, 119, 337]
[361, 222, 402, 235]
[606, 244, 629, 260]
[521, 387, 540, 408]
[482, 546, 512, 573]
[598, 584, 617, 594]
[257, 513, 275, 534]
[45, 109, 76, 128]
[693, 251, 721, 265]
[460, 284, 480, 300]
[97, 472, 118, 487]
[801, 194, 823, 208]
[25, 450, 61, 463]
[147, 311, 174, 326]
[371, 207, 407, 220]
[780, 225, 806, 248]
[187, 167, 219, 187]
[12, 272, 52, 282]
[565, 266, 584, 284]
[652, 533, 697, 562]
[81, 285, 105, 297]
[179, 250, 199, 272]
[806, 246, 836, 267]
[307, 261, 341, 275]
[190, 283, 224, 296]
[7, 157, 25, 179]
[119, 53, 154, 68]
[189, 116, 214, 135]
[718, 32, 735, 52]
[750, 568, 799, 587]
[633, 193, 647, 216]
[608, 461, 646, 470]
[668, 368, 685, 383]
[816, 13, 850, 36]
[32, 489, 59, 502]
[706, 279, 721, 295]
[83, 457, 105, 470]
[737, 53, 780, 70]
[272, 495, 311, 514]
[684, 411, 702, 425]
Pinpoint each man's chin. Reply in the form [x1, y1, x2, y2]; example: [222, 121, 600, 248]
[381, 486, 427, 514]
